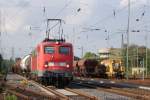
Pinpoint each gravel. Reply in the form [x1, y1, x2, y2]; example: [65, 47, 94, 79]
[76, 88, 133, 100]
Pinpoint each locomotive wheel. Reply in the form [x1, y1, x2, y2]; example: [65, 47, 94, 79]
[40, 77, 53, 86]
[55, 77, 65, 88]
[42, 77, 49, 86]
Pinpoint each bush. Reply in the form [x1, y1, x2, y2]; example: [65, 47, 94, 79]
[5, 94, 17, 100]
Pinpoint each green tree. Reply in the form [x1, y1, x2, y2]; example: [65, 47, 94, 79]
[74, 56, 80, 61]
[83, 52, 98, 59]
[0, 54, 3, 74]
[122, 44, 150, 76]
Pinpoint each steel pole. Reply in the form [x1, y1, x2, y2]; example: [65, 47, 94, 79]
[81, 46, 83, 58]
[0, 10, 1, 36]
[145, 33, 148, 78]
[137, 47, 138, 68]
[143, 58, 145, 80]
[126, 0, 130, 80]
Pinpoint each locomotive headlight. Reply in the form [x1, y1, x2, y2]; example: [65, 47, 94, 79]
[66, 64, 70, 68]
[55, 41, 59, 44]
[44, 61, 48, 68]
[44, 64, 48, 68]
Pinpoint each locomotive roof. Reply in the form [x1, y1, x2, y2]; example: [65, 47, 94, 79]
[43, 38, 66, 42]
[38, 39, 72, 46]
[42, 41, 72, 45]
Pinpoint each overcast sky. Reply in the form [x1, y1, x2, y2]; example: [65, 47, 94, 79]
[0, 0, 150, 59]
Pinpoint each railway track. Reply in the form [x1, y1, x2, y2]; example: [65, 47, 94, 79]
[32, 81, 97, 100]
[68, 82, 130, 100]
[5, 74, 58, 99]
[5, 88, 58, 100]
[5, 73, 150, 100]
[5, 79, 59, 100]
[4, 74, 97, 100]
[5, 89, 29, 100]
[52, 88, 97, 100]
[72, 80, 150, 100]
[96, 87, 149, 100]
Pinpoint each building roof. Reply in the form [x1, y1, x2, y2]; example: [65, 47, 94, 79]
[98, 48, 110, 53]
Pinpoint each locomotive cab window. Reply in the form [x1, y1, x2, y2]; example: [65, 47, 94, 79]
[44, 46, 54, 54]
[59, 46, 70, 55]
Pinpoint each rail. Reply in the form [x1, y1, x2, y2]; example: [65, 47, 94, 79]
[6, 89, 29, 100]
[65, 88, 97, 100]
[102, 87, 150, 100]
[30, 80, 69, 100]
[73, 80, 150, 100]
[6, 83, 59, 100]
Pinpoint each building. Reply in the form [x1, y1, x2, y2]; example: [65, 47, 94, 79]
[131, 67, 145, 75]
[98, 48, 123, 60]
[98, 48, 110, 59]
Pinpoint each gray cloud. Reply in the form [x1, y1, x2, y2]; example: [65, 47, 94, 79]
[0, 0, 30, 7]
[0, 0, 149, 59]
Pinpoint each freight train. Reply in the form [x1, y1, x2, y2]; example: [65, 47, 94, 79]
[19, 38, 74, 87]
[73, 59, 125, 79]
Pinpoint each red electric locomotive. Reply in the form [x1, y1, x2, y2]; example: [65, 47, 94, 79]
[23, 19, 73, 87]
[30, 38, 73, 87]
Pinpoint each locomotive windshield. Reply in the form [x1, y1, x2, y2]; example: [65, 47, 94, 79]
[44, 46, 55, 54]
[59, 46, 69, 55]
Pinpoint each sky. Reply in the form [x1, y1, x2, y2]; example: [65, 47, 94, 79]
[0, 0, 150, 59]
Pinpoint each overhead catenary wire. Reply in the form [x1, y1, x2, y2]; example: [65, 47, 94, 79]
[77, 0, 140, 46]
[88, 0, 138, 28]
[52, 0, 73, 39]
[93, 4, 150, 36]
[2, 0, 31, 32]
[39, 0, 73, 39]
[53, 0, 73, 18]
[1, 0, 31, 59]
[84, 0, 150, 48]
